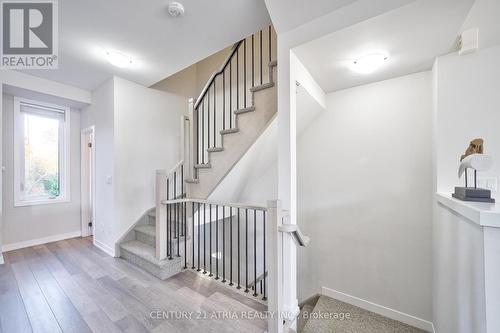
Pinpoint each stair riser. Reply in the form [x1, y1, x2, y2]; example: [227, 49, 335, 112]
[135, 230, 156, 247]
[120, 248, 183, 280]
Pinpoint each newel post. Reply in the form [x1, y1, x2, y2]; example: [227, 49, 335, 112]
[156, 170, 168, 260]
[267, 200, 284, 333]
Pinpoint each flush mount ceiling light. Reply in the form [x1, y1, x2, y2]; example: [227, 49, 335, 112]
[168, 2, 185, 17]
[106, 50, 133, 68]
[350, 53, 389, 74]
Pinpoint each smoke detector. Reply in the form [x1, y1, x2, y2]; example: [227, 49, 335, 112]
[168, 2, 185, 17]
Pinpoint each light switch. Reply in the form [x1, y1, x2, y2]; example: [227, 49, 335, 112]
[106, 175, 112, 185]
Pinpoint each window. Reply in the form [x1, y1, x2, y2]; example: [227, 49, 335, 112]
[14, 97, 70, 206]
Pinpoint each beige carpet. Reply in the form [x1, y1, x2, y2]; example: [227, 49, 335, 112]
[301, 296, 427, 333]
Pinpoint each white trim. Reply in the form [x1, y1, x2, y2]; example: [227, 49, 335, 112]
[321, 286, 434, 332]
[0, 254, 4, 265]
[80, 126, 95, 238]
[13, 97, 71, 207]
[94, 239, 115, 257]
[1, 231, 81, 252]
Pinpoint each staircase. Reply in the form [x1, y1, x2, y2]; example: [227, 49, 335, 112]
[118, 26, 277, 282]
[117, 26, 307, 333]
[119, 209, 183, 279]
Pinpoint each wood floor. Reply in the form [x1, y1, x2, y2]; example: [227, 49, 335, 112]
[0, 237, 267, 333]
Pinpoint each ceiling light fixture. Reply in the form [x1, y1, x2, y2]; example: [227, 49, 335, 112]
[106, 50, 133, 68]
[168, 2, 185, 17]
[350, 53, 389, 74]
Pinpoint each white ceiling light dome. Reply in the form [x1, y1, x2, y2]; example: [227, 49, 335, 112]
[106, 50, 133, 68]
[350, 53, 389, 74]
[168, 2, 185, 17]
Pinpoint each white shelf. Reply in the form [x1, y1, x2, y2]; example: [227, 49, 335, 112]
[436, 192, 500, 228]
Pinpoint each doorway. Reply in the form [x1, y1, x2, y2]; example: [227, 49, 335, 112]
[81, 126, 95, 238]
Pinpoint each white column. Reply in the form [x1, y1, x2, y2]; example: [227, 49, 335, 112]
[277, 39, 299, 326]
[267, 200, 284, 333]
[155, 170, 168, 260]
[483, 227, 500, 333]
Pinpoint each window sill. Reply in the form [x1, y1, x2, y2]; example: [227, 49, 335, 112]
[14, 197, 70, 207]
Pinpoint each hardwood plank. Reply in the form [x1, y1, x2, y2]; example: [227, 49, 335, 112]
[115, 315, 149, 333]
[44, 242, 84, 276]
[65, 238, 126, 281]
[22, 248, 92, 333]
[55, 240, 107, 279]
[10, 261, 62, 333]
[96, 275, 160, 331]
[34, 245, 123, 333]
[0, 263, 32, 333]
[71, 273, 129, 322]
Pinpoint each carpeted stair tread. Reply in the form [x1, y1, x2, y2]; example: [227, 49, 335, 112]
[298, 304, 315, 333]
[302, 295, 427, 333]
[134, 224, 156, 237]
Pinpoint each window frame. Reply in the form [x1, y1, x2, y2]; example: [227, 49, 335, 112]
[13, 97, 71, 207]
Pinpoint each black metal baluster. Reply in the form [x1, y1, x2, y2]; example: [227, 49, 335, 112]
[209, 204, 213, 277]
[222, 205, 226, 283]
[214, 77, 217, 147]
[174, 172, 178, 256]
[228, 61, 231, 130]
[203, 203, 207, 274]
[229, 207, 233, 286]
[191, 202, 195, 269]
[207, 86, 210, 149]
[201, 102, 205, 164]
[260, 30, 263, 85]
[263, 210, 267, 300]
[245, 208, 249, 293]
[237, 208, 241, 289]
[184, 201, 187, 269]
[235, 47, 239, 128]
[197, 202, 201, 271]
[166, 179, 170, 258]
[253, 209, 257, 296]
[215, 205, 219, 279]
[252, 35, 255, 87]
[244, 39, 247, 108]
[196, 107, 199, 165]
[269, 26, 272, 63]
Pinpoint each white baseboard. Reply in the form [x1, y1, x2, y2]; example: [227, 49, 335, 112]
[0, 253, 4, 265]
[2, 231, 82, 252]
[94, 239, 115, 257]
[321, 286, 434, 332]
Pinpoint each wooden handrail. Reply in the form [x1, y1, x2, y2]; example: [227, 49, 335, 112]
[194, 40, 243, 110]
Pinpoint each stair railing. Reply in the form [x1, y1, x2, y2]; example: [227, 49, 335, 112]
[189, 26, 276, 177]
[159, 198, 306, 333]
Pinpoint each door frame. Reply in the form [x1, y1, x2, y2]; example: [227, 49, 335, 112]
[80, 126, 95, 238]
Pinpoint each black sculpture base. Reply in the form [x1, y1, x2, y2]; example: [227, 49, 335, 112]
[453, 187, 495, 203]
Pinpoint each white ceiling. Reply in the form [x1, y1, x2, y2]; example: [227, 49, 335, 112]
[293, 0, 475, 93]
[264, 0, 358, 33]
[20, 0, 271, 90]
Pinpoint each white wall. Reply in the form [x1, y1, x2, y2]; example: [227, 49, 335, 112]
[80, 76, 185, 254]
[113, 77, 184, 246]
[432, 42, 500, 333]
[460, 0, 500, 50]
[434, 45, 500, 197]
[433, 203, 486, 333]
[80, 78, 115, 252]
[209, 119, 278, 206]
[297, 72, 433, 324]
[2, 94, 82, 249]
